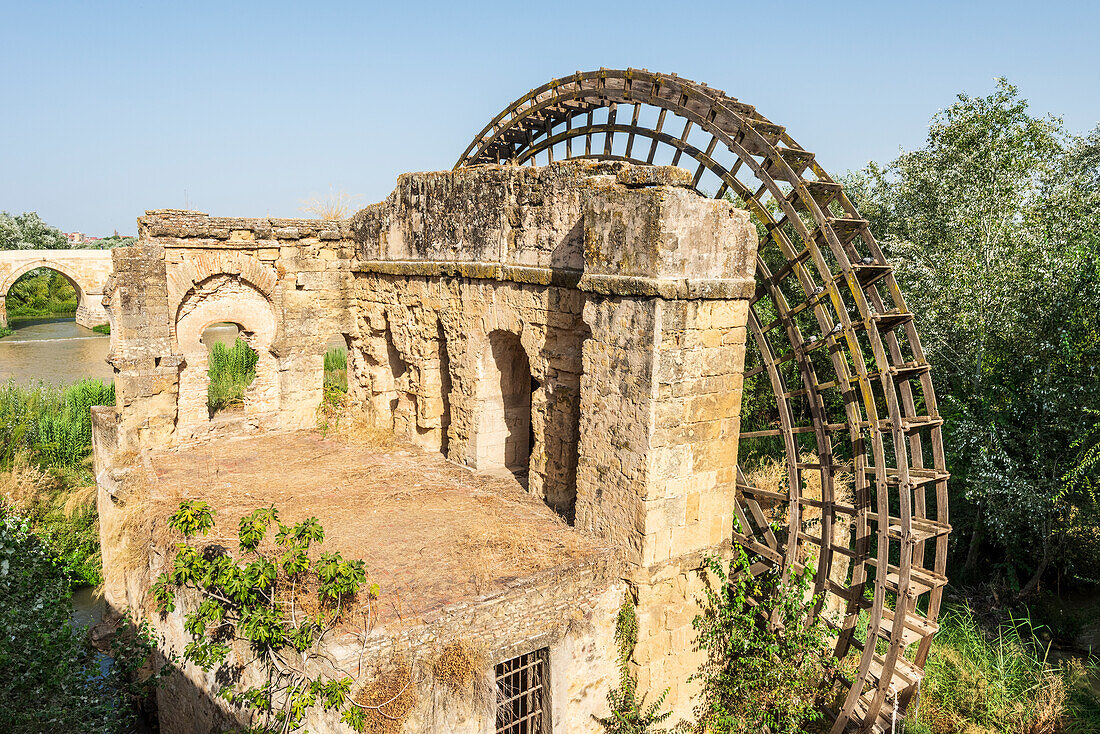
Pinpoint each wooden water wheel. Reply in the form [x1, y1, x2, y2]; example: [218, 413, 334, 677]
[457, 69, 949, 732]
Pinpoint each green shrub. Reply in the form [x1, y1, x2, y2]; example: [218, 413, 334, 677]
[0, 511, 165, 732]
[691, 538, 834, 734]
[91, 323, 110, 335]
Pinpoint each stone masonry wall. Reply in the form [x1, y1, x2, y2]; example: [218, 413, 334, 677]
[96, 160, 759, 731]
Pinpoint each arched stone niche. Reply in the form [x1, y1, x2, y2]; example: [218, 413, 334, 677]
[174, 274, 278, 432]
[472, 329, 534, 483]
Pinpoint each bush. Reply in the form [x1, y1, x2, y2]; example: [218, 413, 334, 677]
[691, 540, 834, 734]
[0, 511, 165, 732]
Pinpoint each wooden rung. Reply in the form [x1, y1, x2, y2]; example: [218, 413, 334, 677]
[849, 263, 891, 287]
[869, 560, 948, 596]
[866, 652, 922, 687]
[888, 362, 931, 380]
[768, 247, 813, 282]
[786, 180, 844, 213]
[738, 422, 848, 439]
[879, 607, 938, 647]
[797, 531, 860, 558]
[735, 483, 787, 503]
[824, 217, 869, 244]
[795, 497, 858, 515]
[870, 311, 914, 330]
[880, 515, 952, 543]
[886, 467, 950, 486]
[762, 147, 815, 178]
[863, 416, 945, 433]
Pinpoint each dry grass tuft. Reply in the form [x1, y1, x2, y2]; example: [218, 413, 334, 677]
[0, 455, 53, 517]
[458, 514, 587, 590]
[432, 640, 486, 695]
[317, 392, 396, 448]
[62, 484, 98, 518]
[353, 662, 416, 734]
[299, 187, 361, 220]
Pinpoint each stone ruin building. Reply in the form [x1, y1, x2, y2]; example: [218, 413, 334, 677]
[93, 70, 950, 733]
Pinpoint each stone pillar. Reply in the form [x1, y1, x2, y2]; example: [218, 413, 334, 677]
[0, 294, 6, 329]
[574, 176, 758, 722]
[103, 244, 181, 452]
[75, 288, 110, 328]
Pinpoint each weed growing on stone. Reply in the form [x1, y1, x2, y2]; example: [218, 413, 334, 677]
[597, 596, 683, 734]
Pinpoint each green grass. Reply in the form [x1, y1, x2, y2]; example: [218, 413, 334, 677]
[0, 325, 12, 338]
[91, 323, 110, 335]
[323, 347, 347, 392]
[0, 379, 116, 584]
[207, 338, 259, 414]
[911, 604, 1100, 734]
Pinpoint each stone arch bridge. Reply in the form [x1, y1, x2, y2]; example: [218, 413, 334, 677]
[0, 249, 112, 328]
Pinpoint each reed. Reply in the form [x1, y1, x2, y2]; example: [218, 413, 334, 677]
[0, 378, 115, 584]
[207, 338, 258, 413]
[0, 379, 115, 469]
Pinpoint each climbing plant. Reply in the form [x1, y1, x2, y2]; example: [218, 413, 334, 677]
[596, 596, 680, 734]
[152, 500, 384, 733]
[691, 530, 835, 734]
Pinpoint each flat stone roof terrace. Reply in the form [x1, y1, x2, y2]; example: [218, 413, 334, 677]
[144, 431, 612, 626]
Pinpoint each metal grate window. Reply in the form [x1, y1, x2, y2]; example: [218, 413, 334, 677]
[495, 648, 549, 734]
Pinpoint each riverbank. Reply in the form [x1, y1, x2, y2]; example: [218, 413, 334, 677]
[0, 378, 115, 584]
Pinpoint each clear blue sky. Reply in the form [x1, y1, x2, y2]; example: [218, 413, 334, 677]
[2, 0, 1097, 235]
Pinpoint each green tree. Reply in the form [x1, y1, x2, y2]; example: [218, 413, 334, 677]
[845, 79, 1100, 591]
[153, 500, 384, 732]
[0, 211, 68, 250]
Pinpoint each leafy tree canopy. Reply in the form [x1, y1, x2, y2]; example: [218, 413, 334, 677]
[844, 79, 1100, 591]
[0, 211, 68, 251]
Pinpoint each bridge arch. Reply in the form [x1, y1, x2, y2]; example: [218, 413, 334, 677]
[458, 69, 949, 731]
[0, 250, 112, 329]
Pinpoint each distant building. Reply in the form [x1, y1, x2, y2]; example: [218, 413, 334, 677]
[65, 232, 100, 246]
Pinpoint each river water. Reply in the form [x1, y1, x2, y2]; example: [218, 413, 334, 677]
[0, 318, 249, 386]
[0, 317, 113, 385]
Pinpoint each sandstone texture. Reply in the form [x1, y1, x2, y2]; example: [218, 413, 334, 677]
[94, 160, 759, 732]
